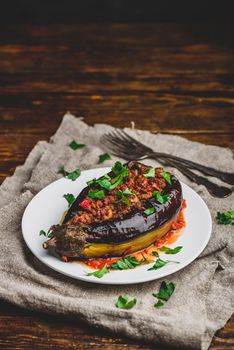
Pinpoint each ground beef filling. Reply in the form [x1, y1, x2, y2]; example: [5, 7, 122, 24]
[70, 166, 167, 225]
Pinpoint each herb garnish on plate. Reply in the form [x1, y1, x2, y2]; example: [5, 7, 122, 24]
[39, 228, 53, 238]
[148, 258, 179, 271]
[144, 168, 155, 178]
[160, 171, 172, 185]
[115, 188, 134, 207]
[159, 246, 183, 254]
[110, 256, 143, 270]
[88, 189, 105, 199]
[153, 190, 169, 204]
[63, 193, 75, 207]
[144, 207, 155, 216]
[86, 265, 109, 278]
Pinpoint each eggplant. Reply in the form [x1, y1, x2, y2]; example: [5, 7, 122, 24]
[43, 161, 183, 259]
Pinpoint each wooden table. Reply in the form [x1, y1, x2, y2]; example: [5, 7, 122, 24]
[0, 23, 233, 349]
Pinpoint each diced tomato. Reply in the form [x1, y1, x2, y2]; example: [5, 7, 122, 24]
[80, 199, 92, 210]
[61, 255, 68, 262]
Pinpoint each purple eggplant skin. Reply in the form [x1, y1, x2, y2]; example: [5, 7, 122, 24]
[62, 175, 183, 245]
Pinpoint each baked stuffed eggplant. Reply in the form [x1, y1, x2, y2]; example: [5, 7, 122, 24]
[43, 161, 183, 259]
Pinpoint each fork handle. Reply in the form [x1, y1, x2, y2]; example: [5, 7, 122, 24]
[154, 156, 232, 198]
[151, 152, 234, 185]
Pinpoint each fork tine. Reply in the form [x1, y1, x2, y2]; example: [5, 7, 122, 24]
[104, 131, 138, 151]
[121, 130, 152, 151]
[112, 130, 135, 148]
[103, 134, 132, 151]
[115, 130, 139, 148]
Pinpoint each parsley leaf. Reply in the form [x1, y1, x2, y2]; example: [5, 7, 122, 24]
[216, 210, 234, 225]
[161, 171, 172, 185]
[154, 299, 164, 308]
[123, 188, 134, 195]
[63, 193, 75, 206]
[153, 281, 176, 301]
[153, 190, 169, 204]
[152, 251, 159, 258]
[96, 175, 112, 190]
[116, 295, 137, 309]
[110, 256, 142, 270]
[98, 153, 112, 164]
[88, 189, 105, 199]
[39, 230, 47, 236]
[111, 162, 129, 188]
[144, 168, 155, 178]
[144, 207, 155, 216]
[69, 140, 85, 150]
[87, 178, 96, 186]
[147, 258, 179, 271]
[86, 265, 109, 278]
[39, 228, 53, 238]
[115, 188, 134, 207]
[159, 246, 183, 254]
[90, 162, 128, 191]
[58, 166, 81, 181]
[148, 258, 168, 270]
[112, 161, 128, 176]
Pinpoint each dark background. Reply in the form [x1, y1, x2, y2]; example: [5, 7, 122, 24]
[0, 0, 233, 23]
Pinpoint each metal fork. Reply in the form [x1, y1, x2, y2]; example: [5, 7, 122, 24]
[102, 130, 233, 198]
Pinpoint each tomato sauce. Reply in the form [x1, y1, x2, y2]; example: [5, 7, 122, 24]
[85, 199, 186, 270]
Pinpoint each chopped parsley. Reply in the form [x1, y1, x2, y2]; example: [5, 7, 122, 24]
[147, 258, 168, 270]
[98, 153, 112, 164]
[88, 162, 128, 191]
[144, 207, 155, 216]
[123, 188, 134, 195]
[216, 210, 234, 225]
[63, 193, 75, 207]
[110, 256, 142, 270]
[115, 188, 134, 207]
[154, 299, 164, 308]
[87, 189, 105, 199]
[69, 140, 85, 150]
[159, 246, 183, 254]
[39, 230, 47, 237]
[153, 281, 176, 301]
[152, 251, 159, 258]
[161, 171, 172, 185]
[147, 258, 179, 271]
[87, 178, 96, 186]
[144, 168, 155, 178]
[39, 228, 53, 238]
[115, 295, 137, 309]
[96, 174, 112, 190]
[58, 166, 81, 181]
[153, 190, 169, 204]
[110, 161, 129, 188]
[86, 265, 109, 278]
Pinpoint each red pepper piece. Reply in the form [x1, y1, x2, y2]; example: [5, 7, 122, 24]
[61, 255, 68, 262]
[80, 199, 92, 210]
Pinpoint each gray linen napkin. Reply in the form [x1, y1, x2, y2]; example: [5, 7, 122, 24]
[0, 112, 233, 350]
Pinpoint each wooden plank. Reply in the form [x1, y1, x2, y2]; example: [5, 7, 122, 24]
[0, 301, 233, 350]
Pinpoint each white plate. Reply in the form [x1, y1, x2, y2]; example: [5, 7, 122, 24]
[22, 167, 212, 285]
